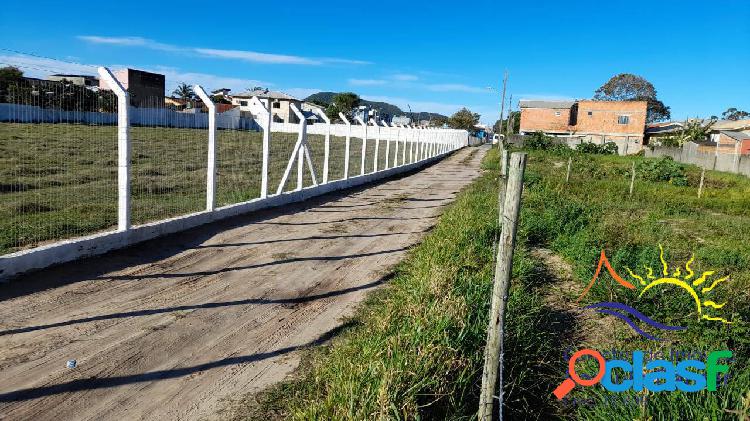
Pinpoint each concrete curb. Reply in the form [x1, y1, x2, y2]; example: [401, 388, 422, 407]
[0, 152, 452, 281]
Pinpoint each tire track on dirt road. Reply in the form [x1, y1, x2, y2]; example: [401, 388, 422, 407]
[0, 146, 488, 420]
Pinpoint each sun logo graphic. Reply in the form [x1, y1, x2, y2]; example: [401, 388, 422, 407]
[576, 245, 733, 340]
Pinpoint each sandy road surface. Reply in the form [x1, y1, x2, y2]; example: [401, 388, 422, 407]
[0, 146, 487, 420]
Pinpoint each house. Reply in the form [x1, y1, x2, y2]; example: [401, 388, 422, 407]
[707, 131, 750, 155]
[301, 102, 325, 125]
[645, 121, 685, 144]
[519, 99, 648, 152]
[647, 118, 750, 154]
[46, 74, 99, 88]
[211, 88, 231, 98]
[99, 68, 165, 108]
[231, 89, 302, 123]
[165, 96, 188, 110]
[392, 115, 412, 126]
[702, 119, 750, 154]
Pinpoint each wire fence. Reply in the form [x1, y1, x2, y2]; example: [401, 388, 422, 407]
[0, 64, 467, 256]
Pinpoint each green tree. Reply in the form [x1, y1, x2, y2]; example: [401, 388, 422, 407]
[172, 82, 195, 101]
[661, 119, 715, 147]
[0, 66, 24, 101]
[325, 92, 360, 121]
[448, 108, 480, 130]
[430, 115, 449, 127]
[493, 110, 520, 134]
[593, 73, 671, 123]
[721, 107, 750, 121]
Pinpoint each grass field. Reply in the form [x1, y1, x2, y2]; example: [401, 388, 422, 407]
[0, 122, 412, 255]
[234, 146, 750, 420]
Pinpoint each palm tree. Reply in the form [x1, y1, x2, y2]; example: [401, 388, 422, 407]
[172, 82, 194, 108]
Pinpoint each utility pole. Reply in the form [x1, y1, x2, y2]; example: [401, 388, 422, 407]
[505, 94, 513, 138]
[497, 71, 508, 149]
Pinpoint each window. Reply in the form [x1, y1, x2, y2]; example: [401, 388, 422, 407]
[618, 115, 630, 124]
[272, 101, 280, 109]
[240, 100, 248, 106]
[554, 111, 561, 117]
[587, 111, 593, 116]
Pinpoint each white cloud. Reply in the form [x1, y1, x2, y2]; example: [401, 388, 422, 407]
[194, 48, 320, 65]
[77, 35, 370, 66]
[77, 36, 179, 52]
[0, 54, 273, 94]
[392, 73, 418, 81]
[146, 66, 272, 93]
[348, 78, 387, 86]
[0, 54, 97, 77]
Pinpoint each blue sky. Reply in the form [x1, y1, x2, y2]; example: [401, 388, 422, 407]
[1, 0, 748, 123]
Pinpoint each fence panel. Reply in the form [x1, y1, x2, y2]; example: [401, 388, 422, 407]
[0, 63, 466, 266]
[216, 125, 263, 206]
[1, 78, 118, 255]
[129, 96, 207, 224]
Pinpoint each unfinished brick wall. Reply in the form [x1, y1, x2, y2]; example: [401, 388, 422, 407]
[575, 100, 647, 139]
[519, 107, 571, 133]
[715, 133, 750, 154]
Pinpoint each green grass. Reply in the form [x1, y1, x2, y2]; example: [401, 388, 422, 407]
[0, 123, 403, 254]
[235, 146, 750, 420]
[516, 148, 750, 420]
[230, 147, 565, 420]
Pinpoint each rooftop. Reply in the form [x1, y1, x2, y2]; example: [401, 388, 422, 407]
[519, 100, 575, 109]
[49, 74, 97, 78]
[720, 130, 750, 142]
[232, 88, 299, 101]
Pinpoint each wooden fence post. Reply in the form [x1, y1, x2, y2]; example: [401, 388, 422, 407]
[698, 167, 705, 198]
[479, 152, 527, 421]
[565, 157, 572, 184]
[629, 161, 636, 196]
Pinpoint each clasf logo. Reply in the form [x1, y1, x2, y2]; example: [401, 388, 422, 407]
[553, 348, 732, 399]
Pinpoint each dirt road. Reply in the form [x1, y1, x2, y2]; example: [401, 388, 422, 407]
[0, 146, 487, 420]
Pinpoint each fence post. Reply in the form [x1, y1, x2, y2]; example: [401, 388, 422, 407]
[340, 113, 351, 179]
[98, 67, 130, 231]
[398, 125, 408, 165]
[393, 123, 400, 167]
[194, 85, 216, 211]
[355, 116, 367, 175]
[249, 97, 272, 198]
[565, 157, 572, 184]
[629, 161, 636, 196]
[370, 118, 380, 172]
[418, 127, 425, 160]
[479, 152, 527, 421]
[289, 104, 314, 190]
[698, 168, 705, 198]
[314, 108, 331, 184]
[383, 120, 391, 169]
[407, 125, 414, 164]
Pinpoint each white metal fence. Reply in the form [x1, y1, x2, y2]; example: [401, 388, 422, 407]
[0, 65, 467, 267]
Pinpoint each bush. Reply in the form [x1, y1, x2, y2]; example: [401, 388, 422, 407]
[525, 131, 554, 150]
[576, 141, 618, 155]
[636, 156, 688, 186]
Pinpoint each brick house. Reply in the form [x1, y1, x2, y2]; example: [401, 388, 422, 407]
[519, 99, 648, 153]
[99, 68, 165, 108]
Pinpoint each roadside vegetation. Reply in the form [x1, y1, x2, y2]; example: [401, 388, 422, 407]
[239, 140, 750, 420]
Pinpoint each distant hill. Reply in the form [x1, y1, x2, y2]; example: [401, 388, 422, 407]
[305, 92, 447, 121]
